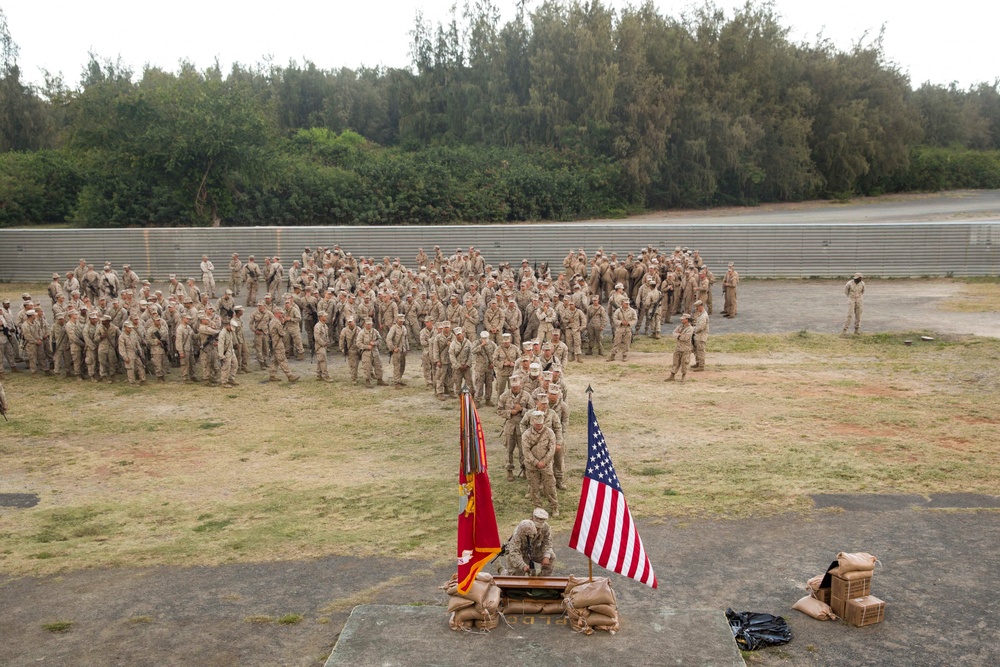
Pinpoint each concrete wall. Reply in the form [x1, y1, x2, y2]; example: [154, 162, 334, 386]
[1, 221, 997, 282]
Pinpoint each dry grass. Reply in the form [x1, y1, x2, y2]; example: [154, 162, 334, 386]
[2, 311, 999, 577]
[939, 282, 1000, 312]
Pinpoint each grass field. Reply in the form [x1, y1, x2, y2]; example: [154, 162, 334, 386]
[2, 322, 998, 577]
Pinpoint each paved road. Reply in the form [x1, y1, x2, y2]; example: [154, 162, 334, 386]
[584, 189, 1000, 225]
[711, 279, 999, 339]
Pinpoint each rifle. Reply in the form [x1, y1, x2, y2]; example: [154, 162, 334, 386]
[200, 334, 219, 353]
[489, 531, 514, 565]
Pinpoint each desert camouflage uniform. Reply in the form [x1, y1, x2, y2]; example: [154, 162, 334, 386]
[385, 320, 409, 386]
[608, 305, 637, 361]
[497, 385, 532, 479]
[522, 424, 558, 515]
[499, 519, 555, 576]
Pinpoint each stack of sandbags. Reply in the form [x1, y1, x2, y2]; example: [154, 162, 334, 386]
[445, 572, 503, 631]
[562, 576, 620, 635]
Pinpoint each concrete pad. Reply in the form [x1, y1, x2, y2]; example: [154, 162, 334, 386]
[325, 604, 745, 667]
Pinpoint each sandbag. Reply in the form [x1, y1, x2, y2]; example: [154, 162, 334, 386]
[563, 575, 608, 597]
[448, 595, 475, 613]
[453, 607, 482, 624]
[589, 603, 618, 617]
[837, 552, 877, 574]
[583, 611, 619, 627]
[476, 584, 502, 615]
[793, 595, 837, 621]
[829, 566, 874, 581]
[444, 571, 495, 598]
[448, 615, 473, 631]
[475, 615, 499, 630]
[806, 574, 824, 593]
[504, 599, 545, 615]
[566, 579, 616, 608]
[451, 579, 491, 604]
[540, 601, 565, 615]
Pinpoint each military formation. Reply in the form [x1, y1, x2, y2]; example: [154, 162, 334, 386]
[0, 243, 741, 520]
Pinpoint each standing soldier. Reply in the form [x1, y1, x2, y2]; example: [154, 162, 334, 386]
[385, 313, 409, 387]
[268, 311, 300, 383]
[198, 315, 221, 385]
[68, 311, 86, 379]
[419, 318, 436, 389]
[497, 377, 531, 481]
[563, 301, 587, 362]
[21, 309, 45, 374]
[586, 296, 608, 356]
[146, 313, 169, 382]
[228, 253, 243, 297]
[218, 319, 239, 387]
[491, 332, 518, 399]
[250, 301, 272, 370]
[842, 273, 865, 335]
[641, 277, 662, 338]
[356, 318, 386, 388]
[176, 314, 196, 382]
[547, 387, 569, 490]
[692, 300, 709, 371]
[607, 298, 637, 362]
[433, 321, 456, 400]
[51, 312, 71, 377]
[200, 255, 217, 299]
[522, 410, 559, 517]
[484, 299, 505, 347]
[232, 305, 249, 373]
[722, 262, 740, 318]
[283, 296, 305, 360]
[118, 322, 146, 386]
[313, 311, 333, 382]
[48, 273, 62, 308]
[96, 315, 117, 382]
[83, 312, 100, 381]
[449, 327, 474, 395]
[667, 314, 694, 381]
[339, 316, 361, 384]
[244, 255, 260, 307]
[472, 331, 496, 405]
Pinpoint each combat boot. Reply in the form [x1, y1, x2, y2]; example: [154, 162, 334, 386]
[507, 469, 515, 482]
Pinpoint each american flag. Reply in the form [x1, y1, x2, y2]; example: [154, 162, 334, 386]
[569, 398, 658, 588]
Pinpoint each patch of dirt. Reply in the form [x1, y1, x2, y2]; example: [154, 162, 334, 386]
[830, 425, 898, 438]
[937, 437, 974, 452]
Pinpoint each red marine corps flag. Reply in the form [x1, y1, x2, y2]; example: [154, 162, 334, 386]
[569, 387, 658, 588]
[456, 386, 501, 595]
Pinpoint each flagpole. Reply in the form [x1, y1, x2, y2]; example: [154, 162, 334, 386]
[586, 384, 594, 582]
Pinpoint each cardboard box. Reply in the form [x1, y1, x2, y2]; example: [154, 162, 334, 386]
[830, 594, 846, 618]
[845, 595, 885, 627]
[815, 588, 831, 605]
[831, 573, 871, 602]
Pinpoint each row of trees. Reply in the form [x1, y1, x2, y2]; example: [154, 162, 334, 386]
[1, 2, 999, 227]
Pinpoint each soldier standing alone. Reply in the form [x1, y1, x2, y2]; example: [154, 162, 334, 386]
[842, 273, 865, 335]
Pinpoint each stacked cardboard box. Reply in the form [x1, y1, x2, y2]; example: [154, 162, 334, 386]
[802, 552, 885, 627]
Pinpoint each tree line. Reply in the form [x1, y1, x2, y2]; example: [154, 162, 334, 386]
[1, 2, 999, 228]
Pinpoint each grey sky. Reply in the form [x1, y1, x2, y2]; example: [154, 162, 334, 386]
[4, 0, 997, 90]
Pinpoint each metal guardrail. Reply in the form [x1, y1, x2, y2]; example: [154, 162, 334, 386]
[1, 221, 996, 282]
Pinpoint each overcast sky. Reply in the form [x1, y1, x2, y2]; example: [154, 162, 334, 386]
[4, 0, 997, 90]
